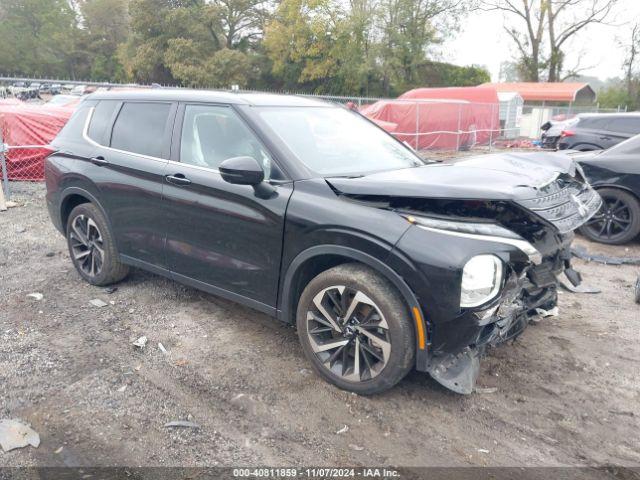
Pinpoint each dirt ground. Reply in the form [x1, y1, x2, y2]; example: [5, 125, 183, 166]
[1, 182, 639, 469]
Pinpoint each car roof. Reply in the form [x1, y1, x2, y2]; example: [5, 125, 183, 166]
[87, 88, 332, 107]
[578, 112, 640, 119]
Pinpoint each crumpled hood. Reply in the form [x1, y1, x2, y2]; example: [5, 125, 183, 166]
[326, 151, 576, 201]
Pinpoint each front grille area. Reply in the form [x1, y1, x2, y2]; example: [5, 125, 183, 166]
[516, 172, 602, 233]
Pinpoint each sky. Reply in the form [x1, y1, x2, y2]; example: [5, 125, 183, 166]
[445, 0, 640, 83]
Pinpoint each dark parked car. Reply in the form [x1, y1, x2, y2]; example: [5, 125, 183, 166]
[45, 90, 601, 395]
[575, 134, 640, 244]
[556, 113, 640, 151]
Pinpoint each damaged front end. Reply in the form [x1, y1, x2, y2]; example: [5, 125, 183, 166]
[328, 152, 602, 394]
[427, 245, 568, 394]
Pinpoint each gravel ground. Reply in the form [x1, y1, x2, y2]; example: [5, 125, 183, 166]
[1, 182, 639, 468]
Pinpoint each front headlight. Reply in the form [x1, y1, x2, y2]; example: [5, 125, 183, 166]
[460, 255, 503, 308]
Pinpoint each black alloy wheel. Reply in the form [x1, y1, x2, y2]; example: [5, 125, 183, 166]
[69, 214, 104, 277]
[66, 203, 129, 285]
[305, 285, 392, 382]
[580, 188, 640, 245]
[296, 264, 415, 395]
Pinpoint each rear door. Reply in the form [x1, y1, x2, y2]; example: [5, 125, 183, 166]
[87, 100, 177, 266]
[161, 103, 293, 312]
[605, 117, 640, 147]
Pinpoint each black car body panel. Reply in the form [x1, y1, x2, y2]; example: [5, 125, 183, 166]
[45, 89, 602, 393]
[573, 135, 640, 242]
[574, 134, 640, 195]
[557, 113, 640, 151]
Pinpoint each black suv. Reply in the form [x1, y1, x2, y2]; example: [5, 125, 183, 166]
[45, 90, 601, 395]
[557, 113, 640, 151]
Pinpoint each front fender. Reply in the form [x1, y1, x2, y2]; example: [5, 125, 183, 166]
[278, 244, 430, 371]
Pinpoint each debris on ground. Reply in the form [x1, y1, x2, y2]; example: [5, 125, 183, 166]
[474, 387, 498, 394]
[117, 385, 127, 393]
[635, 275, 640, 304]
[164, 421, 200, 429]
[572, 245, 640, 266]
[105, 287, 118, 294]
[132, 336, 148, 349]
[558, 271, 601, 294]
[336, 425, 349, 435]
[0, 419, 41, 452]
[26, 292, 43, 301]
[349, 444, 364, 451]
[535, 306, 559, 318]
[54, 446, 64, 454]
[230, 393, 259, 415]
[89, 298, 108, 308]
[158, 343, 168, 354]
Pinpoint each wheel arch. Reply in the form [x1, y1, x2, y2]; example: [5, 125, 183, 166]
[278, 245, 429, 369]
[592, 184, 640, 203]
[570, 142, 603, 151]
[59, 187, 112, 234]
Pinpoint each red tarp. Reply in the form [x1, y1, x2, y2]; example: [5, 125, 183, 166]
[360, 87, 500, 150]
[0, 100, 75, 181]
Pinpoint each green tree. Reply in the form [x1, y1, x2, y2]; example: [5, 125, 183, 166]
[0, 0, 83, 78]
[80, 0, 130, 80]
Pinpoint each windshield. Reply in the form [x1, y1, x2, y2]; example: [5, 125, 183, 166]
[256, 107, 424, 176]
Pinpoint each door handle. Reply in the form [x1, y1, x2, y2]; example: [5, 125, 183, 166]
[599, 136, 611, 140]
[90, 156, 109, 166]
[165, 173, 192, 186]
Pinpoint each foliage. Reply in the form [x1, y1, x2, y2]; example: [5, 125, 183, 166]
[0, 0, 487, 95]
[597, 84, 633, 110]
[0, 0, 82, 78]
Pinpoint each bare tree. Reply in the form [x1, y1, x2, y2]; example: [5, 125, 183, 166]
[623, 23, 639, 97]
[546, 0, 618, 82]
[483, 0, 617, 82]
[481, 0, 547, 82]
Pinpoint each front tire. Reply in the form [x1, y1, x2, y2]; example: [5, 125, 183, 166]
[579, 188, 640, 244]
[296, 264, 415, 395]
[66, 203, 129, 286]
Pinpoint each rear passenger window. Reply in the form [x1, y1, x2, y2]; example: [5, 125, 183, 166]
[110, 102, 171, 158]
[580, 117, 610, 129]
[88, 100, 119, 144]
[608, 117, 640, 134]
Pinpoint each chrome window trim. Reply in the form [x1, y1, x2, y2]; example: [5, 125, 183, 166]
[83, 105, 281, 178]
[416, 225, 543, 265]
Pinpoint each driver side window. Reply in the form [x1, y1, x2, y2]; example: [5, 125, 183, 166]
[179, 104, 281, 180]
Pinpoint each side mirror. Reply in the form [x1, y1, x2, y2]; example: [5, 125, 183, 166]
[219, 156, 264, 185]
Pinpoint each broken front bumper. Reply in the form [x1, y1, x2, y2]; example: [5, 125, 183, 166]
[427, 245, 572, 394]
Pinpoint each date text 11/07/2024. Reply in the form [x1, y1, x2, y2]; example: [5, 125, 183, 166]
[232, 468, 401, 478]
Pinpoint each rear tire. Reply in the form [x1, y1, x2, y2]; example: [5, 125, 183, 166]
[579, 188, 640, 244]
[296, 263, 415, 395]
[66, 203, 129, 286]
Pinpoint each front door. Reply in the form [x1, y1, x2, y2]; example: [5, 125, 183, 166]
[162, 103, 293, 311]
